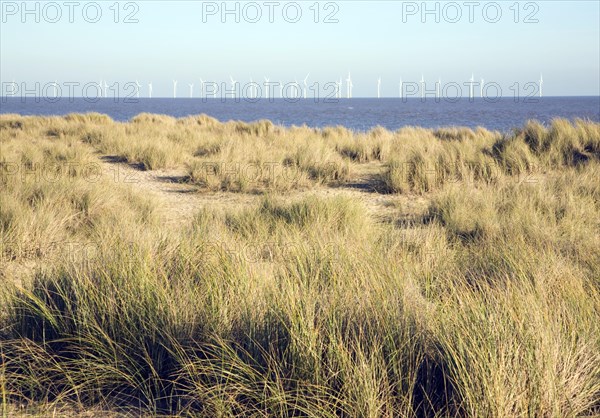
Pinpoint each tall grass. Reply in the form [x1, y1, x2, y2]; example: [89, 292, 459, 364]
[1, 113, 599, 416]
[382, 118, 599, 193]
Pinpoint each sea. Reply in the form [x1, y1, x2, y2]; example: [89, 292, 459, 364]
[1, 97, 599, 133]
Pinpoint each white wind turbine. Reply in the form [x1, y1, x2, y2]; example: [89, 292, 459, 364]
[302, 73, 310, 99]
[377, 77, 381, 99]
[53, 80, 58, 98]
[539, 74, 543, 98]
[264, 77, 270, 99]
[189, 83, 194, 98]
[249, 77, 255, 99]
[135, 80, 141, 98]
[279, 81, 284, 98]
[229, 75, 238, 99]
[148, 82, 153, 98]
[346, 73, 352, 99]
[480, 78, 484, 97]
[399, 78, 403, 98]
[420, 75, 425, 99]
[103, 80, 108, 98]
[469, 73, 475, 99]
[173, 80, 178, 98]
[336, 78, 342, 99]
[98, 80, 103, 97]
[437, 78, 441, 99]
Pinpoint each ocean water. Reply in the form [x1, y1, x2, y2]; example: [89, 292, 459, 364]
[1, 97, 599, 132]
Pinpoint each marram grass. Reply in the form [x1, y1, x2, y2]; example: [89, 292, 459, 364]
[0, 113, 599, 416]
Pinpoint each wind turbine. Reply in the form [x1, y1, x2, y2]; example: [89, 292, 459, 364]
[135, 80, 141, 98]
[377, 77, 381, 99]
[229, 75, 238, 99]
[539, 74, 543, 98]
[437, 78, 441, 99]
[469, 73, 475, 100]
[249, 77, 255, 99]
[98, 80, 103, 97]
[336, 78, 342, 99]
[264, 77, 270, 99]
[302, 73, 310, 99]
[420, 75, 425, 99]
[199, 78, 205, 98]
[480, 78, 484, 97]
[279, 81, 284, 98]
[53, 80, 58, 98]
[173, 80, 178, 98]
[189, 83, 194, 98]
[346, 72, 352, 99]
[103, 81, 108, 98]
[148, 82, 153, 98]
[399, 78, 403, 98]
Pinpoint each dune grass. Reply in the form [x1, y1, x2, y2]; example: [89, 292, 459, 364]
[0, 113, 599, 416]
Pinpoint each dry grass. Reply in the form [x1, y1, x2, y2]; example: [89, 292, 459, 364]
[0, 113, 599, 417]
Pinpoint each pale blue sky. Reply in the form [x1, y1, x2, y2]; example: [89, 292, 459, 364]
[1, 0, 599, 97]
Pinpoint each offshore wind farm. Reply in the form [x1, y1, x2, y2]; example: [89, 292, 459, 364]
[2, 74, 597, 132]
[3, 73, 553, 100]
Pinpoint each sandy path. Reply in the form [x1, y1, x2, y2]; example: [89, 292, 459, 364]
[99, 156, 429, 227]
[1, 156, 429, 284]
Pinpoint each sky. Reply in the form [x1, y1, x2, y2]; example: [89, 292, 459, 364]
[1, 0, 599, 97]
